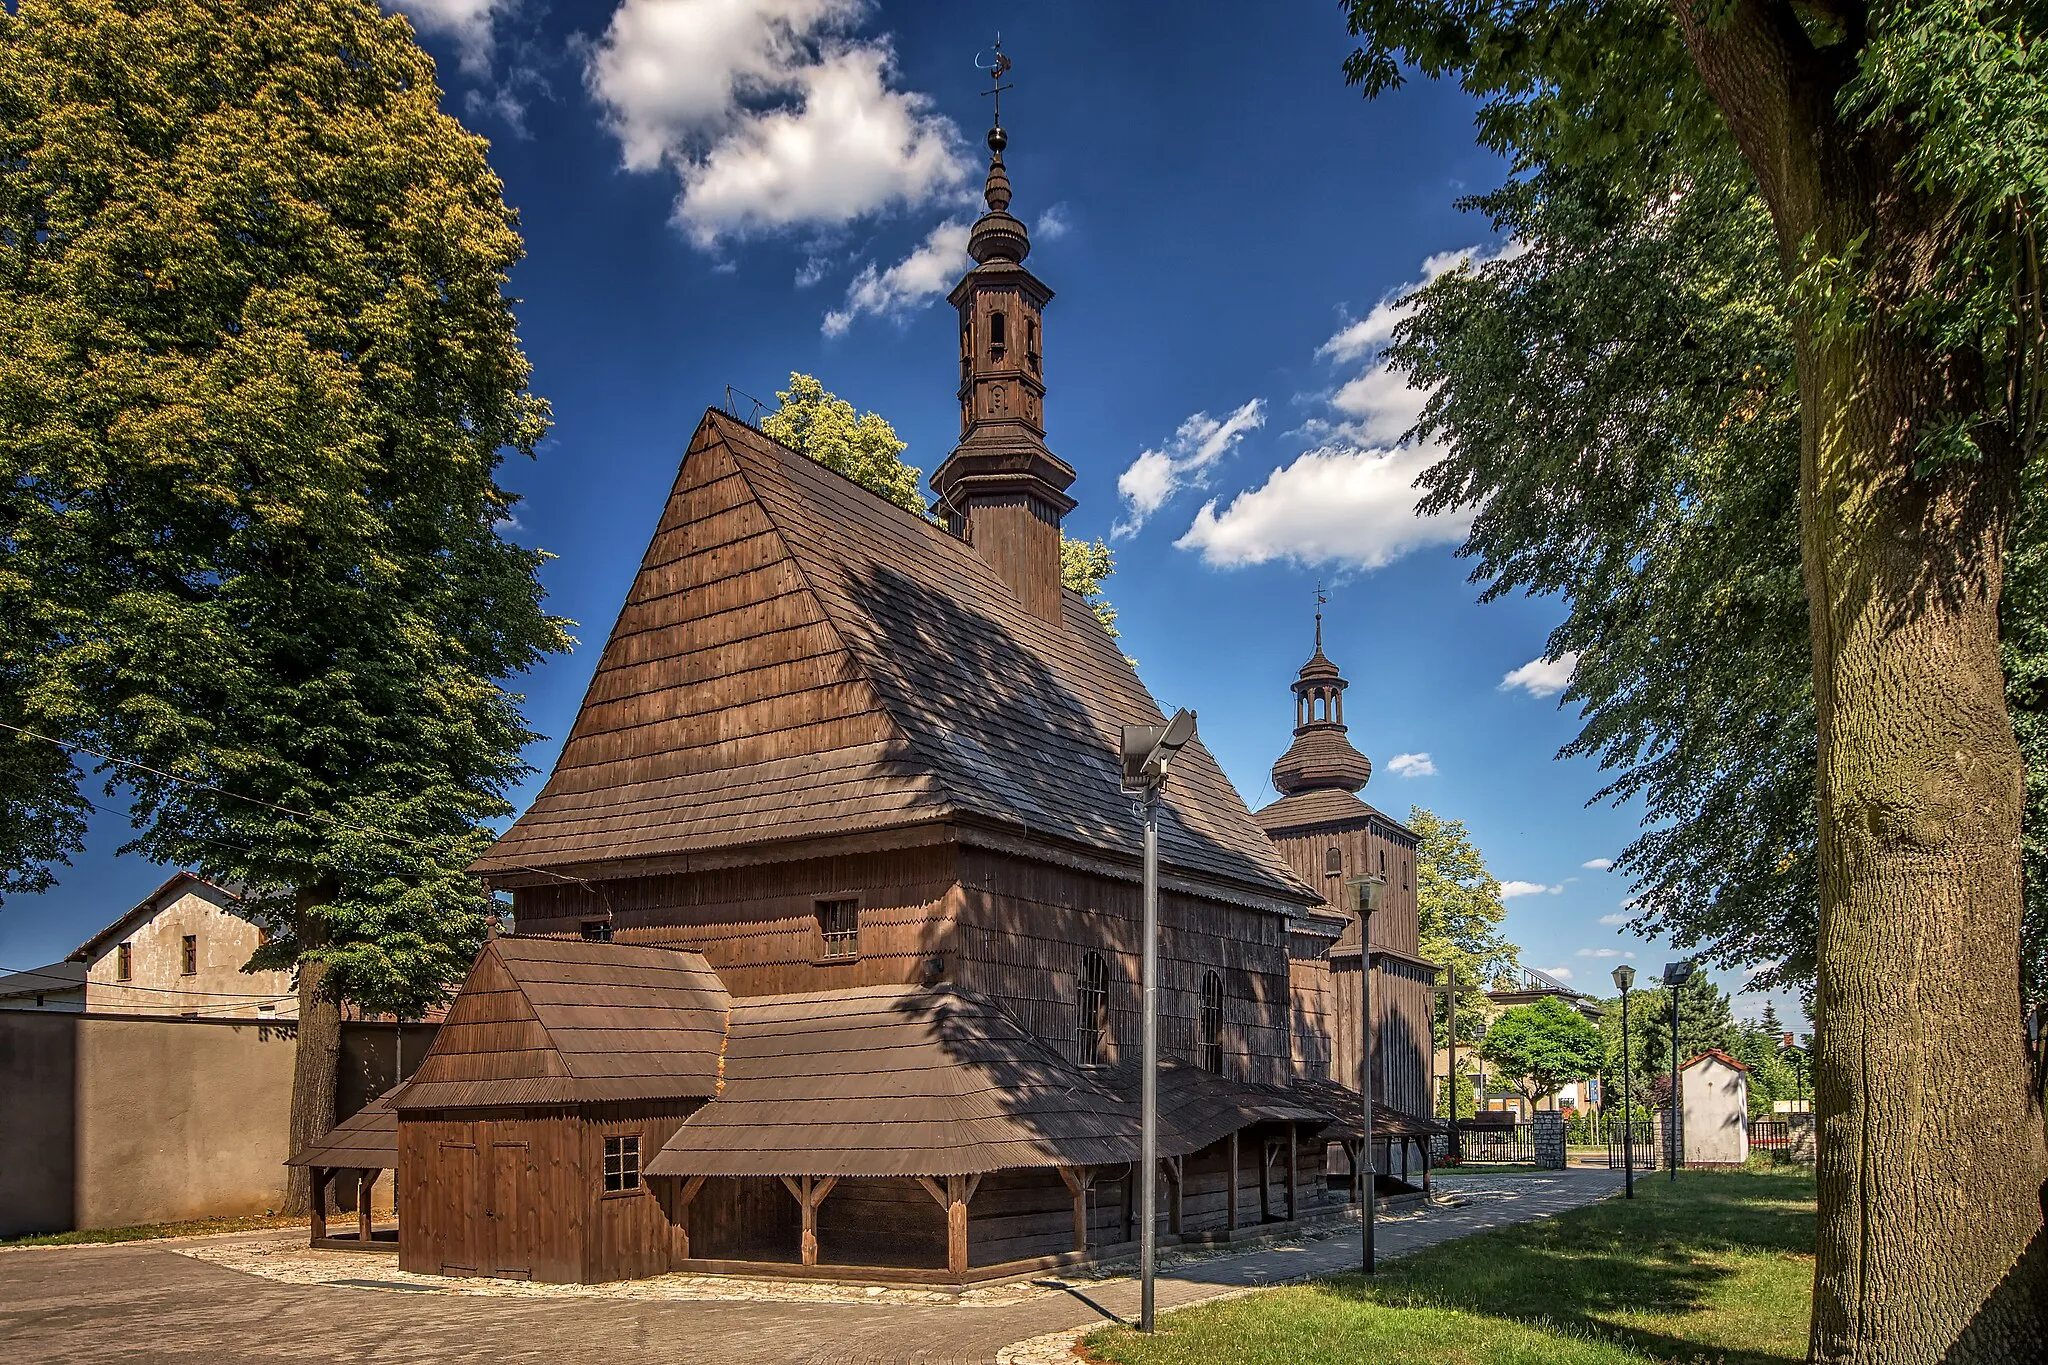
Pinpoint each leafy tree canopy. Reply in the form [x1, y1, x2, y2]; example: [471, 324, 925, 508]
[762, 372, 1121, 636]
[1409, 805, 1519, 1043]
[1476, 995, 1605, 1106]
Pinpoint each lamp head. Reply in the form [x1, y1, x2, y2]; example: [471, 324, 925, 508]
[1612, 964, 1635, 993]
[1662, 959, 1695, 987]
[1120, 708, 1198, 791]
[1343, 874, 1385, 920]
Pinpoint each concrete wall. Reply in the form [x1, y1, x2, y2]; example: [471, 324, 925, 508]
[1681, 1056, 1749, 1165]
[0, 1013, 435, 1237]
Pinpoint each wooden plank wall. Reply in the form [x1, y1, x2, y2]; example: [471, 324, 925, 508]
[1329, 956, 1435, 1120]
[513, 846, 959, 998]
[950, 849, 1295, 1084]
[1264, 820, 1420, 958]
[398, 1109, 582, 1283]
[1289, 932, 1335, 1081]
[681, 1176, 802, 1261]
[579, 1103, 699, 1282]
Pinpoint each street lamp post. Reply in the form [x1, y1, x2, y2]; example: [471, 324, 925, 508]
[1346, 873, 1385, 1274]
[1120, 708, 1198, 1336]
[1663, 960, 1695, 1180]
[1611, 964, 1636, 1198]
[1446, 963, 1461, 1163]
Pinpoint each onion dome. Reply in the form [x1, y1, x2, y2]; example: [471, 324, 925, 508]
[967, 126, 1031, 265]
[1270, 614, 1373, 796]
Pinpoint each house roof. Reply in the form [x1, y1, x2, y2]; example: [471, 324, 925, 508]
[68, 871, 242, 963]
[0, 960, 86, 1001]
[287, 1092, 400, 1169]
[1683, 1048, 1750, 1073]
[646, 984, 1342, 1180]
[391, 937, 730, 1111]
[475, 412, 1313, 911]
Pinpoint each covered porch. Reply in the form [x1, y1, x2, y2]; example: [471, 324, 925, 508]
[285, 1092, 400, 1253]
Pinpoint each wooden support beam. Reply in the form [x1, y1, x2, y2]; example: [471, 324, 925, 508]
[1161, 1156, 1183, 1236]
[1056, 1166, 1095, 1254]
[358, 1169, 375, 1245]
[777, 1174, 840, 1267]
[1260, 1139, 1278, 1222]
[670, 1173, 708, 1258]
[1401, 1136, 1410, 1184]
[1286, 1128, 1298, 1222]
[1227, 1130, 1239, 1234]
[1421, 1137, 1432, 1195]
[1121, 1163, 1135, 1243]
[309, 1168, 329, 1244]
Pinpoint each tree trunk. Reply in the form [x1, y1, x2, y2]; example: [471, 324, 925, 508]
[282, 895, 341, 1217]
[1669, 4, 2048, 1358]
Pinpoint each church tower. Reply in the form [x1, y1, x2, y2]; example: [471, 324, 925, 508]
[929, 113, 1076, 622]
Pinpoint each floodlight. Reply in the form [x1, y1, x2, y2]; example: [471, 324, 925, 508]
[1663, 959, 1695, 986]
[1120, 709, 1197, 791]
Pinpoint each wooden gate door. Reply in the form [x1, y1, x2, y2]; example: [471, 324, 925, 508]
[436, 1142, 480, 1274]
[486, 1141, 534, 1279]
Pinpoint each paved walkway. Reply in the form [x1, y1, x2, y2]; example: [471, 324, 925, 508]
[0, 1169, 1620, 1365]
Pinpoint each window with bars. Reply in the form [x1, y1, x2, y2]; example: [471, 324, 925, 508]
[1077, 952, 1111, 1066]
[818, 899, 859, 960]
[603, 1134, 640, 1192]
[180, 935, 197, 976]
[1200, 971, 1225, 1074]
[580, 919, 613, 943]
[116, 943, 132, 981]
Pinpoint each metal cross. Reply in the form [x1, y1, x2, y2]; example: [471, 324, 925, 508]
[977, 37, 1014, 124]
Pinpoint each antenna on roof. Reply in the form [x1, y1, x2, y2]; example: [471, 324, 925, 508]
[724, 384, 767, 426]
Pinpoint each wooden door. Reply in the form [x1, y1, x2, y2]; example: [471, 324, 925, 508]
[487, 1141, 533, 1279]
[437, 1142, 480, 1274]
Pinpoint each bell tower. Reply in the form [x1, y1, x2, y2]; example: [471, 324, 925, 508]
[930, 75, 1076, 623]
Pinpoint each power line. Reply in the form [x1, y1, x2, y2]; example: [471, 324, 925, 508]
[0, 963, 298, 999]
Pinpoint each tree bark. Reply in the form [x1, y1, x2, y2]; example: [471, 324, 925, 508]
[1669, 2, 2048, 1359]
[282, 890, 341, 1217]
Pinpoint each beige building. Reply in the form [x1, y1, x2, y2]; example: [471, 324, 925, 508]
[1680, 1049, 1751, 1165]
[1435, 966, 1606, 1119]
[0, 872, 296, 1019]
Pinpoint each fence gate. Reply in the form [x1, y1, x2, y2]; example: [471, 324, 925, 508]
[1604, 1120, 1660, 1171]
[1457, 1123, 1534, 1164]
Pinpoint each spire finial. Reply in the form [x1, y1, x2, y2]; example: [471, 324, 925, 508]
[976, 38, 1016, 215]
[1315, 580, 1327, 650]
[978, 36, 1014, 128]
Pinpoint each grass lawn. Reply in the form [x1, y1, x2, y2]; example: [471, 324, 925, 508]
[0, 1212, 307, 1248]
[1084, 1168, 1815, 1365]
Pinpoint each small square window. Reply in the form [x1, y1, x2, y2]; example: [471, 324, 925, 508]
[603, 1134, 641, 1192]
[116, 943, 132, 981]
[180, 935, 197, 976]
[580, 919, 613, 943]
[818, 900, 858, 961]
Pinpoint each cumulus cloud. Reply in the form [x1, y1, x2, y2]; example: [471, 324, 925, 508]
[1500, 880, 1564, 899]
[1539, 964, 1576, 981]
[584, 0, 970, 247]
[391, 0, 506, 72]
[1582, 858, 1613, 871]
[1036, 203, 1072, 241]
[821, 219, 968, 335]
[1501, 654, 1578, 698]
[1576, 947, 1623, 958]
[1175, 443, 1470, 569]
[1316, 241, 1526, 364]
[1386, 752, 1436, 778]
[1113, 400, 1267, 537]
[1598, 912, 1630, 926]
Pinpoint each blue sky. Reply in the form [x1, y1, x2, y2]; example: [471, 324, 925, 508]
[0, 0, 1805, 1028]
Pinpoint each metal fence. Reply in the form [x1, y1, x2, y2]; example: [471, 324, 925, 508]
[1455, 1123, 1534, 1163]
[1604, 1120, 1660, 1171]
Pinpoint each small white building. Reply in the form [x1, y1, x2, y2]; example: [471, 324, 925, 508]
[1681, 1049, 1750, 1165]
[0, 873, 296, 1019]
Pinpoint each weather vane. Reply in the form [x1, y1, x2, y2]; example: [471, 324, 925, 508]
[976, 35, 1014, 126]
[1316, 579, 1328, 608]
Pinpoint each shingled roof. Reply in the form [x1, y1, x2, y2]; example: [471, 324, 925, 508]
[476, 411, 1312, 910]
[646, 984, 1342, 1179]
[287, 1091, 400, 1169]
[391, 937, 730, 1111]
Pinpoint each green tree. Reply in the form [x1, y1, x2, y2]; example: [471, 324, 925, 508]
[1342, 0, 2048, 1346]
[0, 0, 570, 1210]
[1435, 1058, 1479, 1120]
[1408, 806, 1519, 1046]
[762, 373, 1121, 636]
[1475, 995, 1605, 1109]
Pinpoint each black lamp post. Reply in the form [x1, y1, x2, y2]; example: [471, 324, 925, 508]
[1612, 963, 1636, 1198]
[1662, 959, 1695, 1179]
[1346, 873, 1385, 1274]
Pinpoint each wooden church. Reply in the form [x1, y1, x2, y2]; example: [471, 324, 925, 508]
[291, 112, 1441, 1285]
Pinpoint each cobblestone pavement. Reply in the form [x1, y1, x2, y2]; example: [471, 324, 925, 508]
[0, 1169, 1621, 1365]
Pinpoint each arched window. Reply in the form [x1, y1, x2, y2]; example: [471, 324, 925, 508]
[1026, 319, 1040, 371]
[1077, 952, 1111, 1065]
[989, 310, 1007, 358]
[1380, 849, 1387, 876]
[1201, 971, 1225, 1074]
[1325, 846, 1343, 877]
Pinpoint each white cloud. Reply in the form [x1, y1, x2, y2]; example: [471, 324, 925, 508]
[584, 0, 971, 247]
[1539, 964, 1575, 981]
[1501, 654, 1578, 698]
[391, 0, 505, 72]
[1576, 947, 1622, 958]
[1316, 240, 1526, 364]
[1113, 400, 1266, 537]
[1327, 364, 1432, 448]
[1175, 442, 1470, 569]
[1598, 912, 1630, 926]
[1037, 203, 1072, 241]
[1500, 880, 1564, 899]
[821, 219, 968, 335]
[1582, 858, 1613, 871]
[1385, 752, 1436, 778]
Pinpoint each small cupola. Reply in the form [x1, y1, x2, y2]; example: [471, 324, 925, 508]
[930, 98, 1075, 624]
[1270, 614, 1374, 795]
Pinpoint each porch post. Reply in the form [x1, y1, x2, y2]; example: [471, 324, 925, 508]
[1057, 1166, 1093, 1254]
[309, 1167, 328, 1243]
[1286, 1128, 1298, 1221]
[1162, 1157, 1183, 1236]
[1226, 1130, 1239, 1235]
[778, 1174, 840, 1267]
[358, 1169, 375, 1244]
[674, 1174, 707, 1259]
